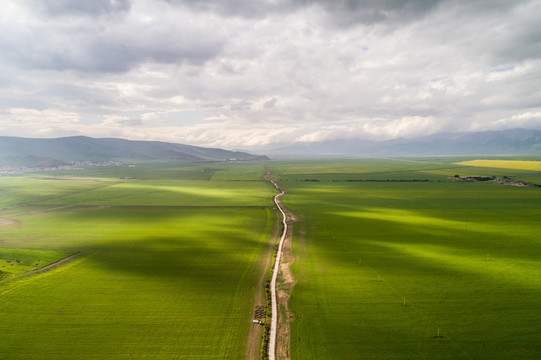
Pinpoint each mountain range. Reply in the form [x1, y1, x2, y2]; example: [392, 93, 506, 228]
[0, 136, 268, 166]
[0, 129, 539, 167]
[265, 129, 541, 157]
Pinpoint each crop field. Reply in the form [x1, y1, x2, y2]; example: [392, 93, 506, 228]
[2, 158, 541, 360]
[268, 158, 541, 359]
[456, 159, 541, 171]
[0, 163, 275, 359]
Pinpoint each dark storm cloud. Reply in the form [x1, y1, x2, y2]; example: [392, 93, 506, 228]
[492, 12, 541, 63]
[163, 0, 522, 28]
[26, 0, 132, 17]
[1, 32, 223, 73]
[304, 0, 446, 25]
[0, 3, 225, 73]
[163, 0, 443, 22]
[78, 34, 224, 73]
[6, 0, 528, 76]
[299, 0, 523, 28]
[161, 0, 293, 18]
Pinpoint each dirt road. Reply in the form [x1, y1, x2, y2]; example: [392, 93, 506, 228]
[247, 178, 296, 360]
[269, 180, 297, 360]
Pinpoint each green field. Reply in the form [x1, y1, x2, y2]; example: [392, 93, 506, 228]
[2, 158, 541, 359]
[268, 158, 541, 359]
[0, 162, 275, 359]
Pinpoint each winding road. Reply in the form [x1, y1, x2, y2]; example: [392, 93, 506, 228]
[269, 180, 288, 360]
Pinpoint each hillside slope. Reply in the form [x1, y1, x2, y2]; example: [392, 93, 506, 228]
[0, 136, 269, 166]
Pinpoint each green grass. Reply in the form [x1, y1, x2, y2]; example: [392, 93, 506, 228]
[0, 248, 76, 275]
[268, 158, 541, 359]
[0, 162, 275, 359]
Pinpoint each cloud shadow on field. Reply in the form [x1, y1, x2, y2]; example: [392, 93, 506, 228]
[79, 230, 267, 295]
[0, 203, 273, 294]
[290, 206, 541, 358]
[303, 209, 541, 290]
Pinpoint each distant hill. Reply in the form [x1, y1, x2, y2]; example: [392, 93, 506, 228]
[267, 129, 541, 156]
[0, 136, 269, 166]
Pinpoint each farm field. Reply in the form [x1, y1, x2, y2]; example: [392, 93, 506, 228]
[0, 162, 275, 359]
[455, 159, 541, 171]
[268, 158, 541, 359]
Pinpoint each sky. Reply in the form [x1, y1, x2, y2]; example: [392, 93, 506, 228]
[0, 0, 540, 150]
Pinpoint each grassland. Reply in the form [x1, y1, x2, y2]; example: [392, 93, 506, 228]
[0, 162, 275, 359]
[0, 247, 77, 275]
[268, 158, 541, 359]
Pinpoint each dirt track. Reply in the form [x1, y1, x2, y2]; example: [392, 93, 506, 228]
[268, 181, 296, 360]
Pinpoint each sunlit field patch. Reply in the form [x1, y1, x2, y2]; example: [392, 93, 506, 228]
[456, 159, 541, 171]
[38, 180, 274, 207]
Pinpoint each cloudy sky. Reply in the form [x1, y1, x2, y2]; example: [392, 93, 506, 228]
[1, 0, 540, 149]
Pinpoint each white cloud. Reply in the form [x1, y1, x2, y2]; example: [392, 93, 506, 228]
[486, 61, 537, 82]
[361, 116, 443, 139]
[0, 0, 540, 149]
[479, 109, 541, 131]
[511, 111, 541, 121]
[1, 108, 80, 126]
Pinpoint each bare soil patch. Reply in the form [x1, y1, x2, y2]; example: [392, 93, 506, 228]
[0, 219, 20, 227]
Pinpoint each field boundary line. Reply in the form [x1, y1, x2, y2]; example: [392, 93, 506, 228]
[0, 251, 85, 296]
